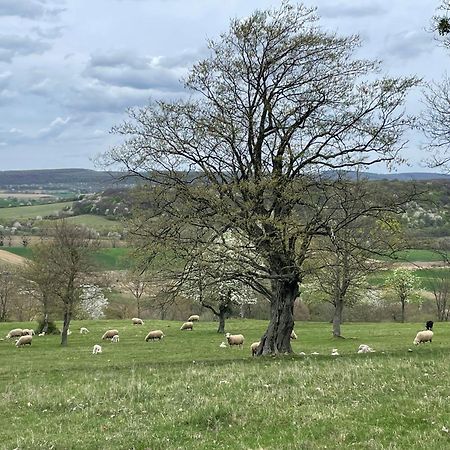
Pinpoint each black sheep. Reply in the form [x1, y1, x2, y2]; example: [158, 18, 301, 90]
[426, 320, 434, 331]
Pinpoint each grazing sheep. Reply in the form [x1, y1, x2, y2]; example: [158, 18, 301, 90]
[250, 341, 260, 356]
[219, 341, 227, 348]
[145, 330, 165, 341]
[187, 315, 200, 322]
[15, 335, 32, 347]
[225, 333, 245, 349]
[92, 344, 102, 354]
[22, 329, 35, 336]
[413, 330, 433, 345]
[132, 318, 144, 325]
[38, 332, 45, 337]
[357, 344, 375, 354]
[426, 320, 434, 331]
[290, 330, 298, 340]
[102, 329, 119, 340]
[180, 321, 194, 331]
[80, 327, 89, 334]
[111, 335, 120, 343]
[331, 348, 339, 356]
[6, 328, 23, 339]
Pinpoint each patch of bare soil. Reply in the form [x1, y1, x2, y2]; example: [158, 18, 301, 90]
[0, 249, 27, 265]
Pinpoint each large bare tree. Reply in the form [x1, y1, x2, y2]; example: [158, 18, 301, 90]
[105, 3, 418, 354]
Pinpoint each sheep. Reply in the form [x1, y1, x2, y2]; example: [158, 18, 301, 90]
[225, 333, 244, 349]
[80, 327, 89, 334]
[60, 329, 72, 336]
[250, 341, 260, 356]
[331, 348, 339, 356]
[6, 328, 23, 339]
[38, 332, 45, 337]
[132, 318, 144, 325]
[219, 341, 227, 348]
[145, 330, 165, 341]
[426, 320, 434, 331]
[357, 344, 375, 354]
[187, 315, 200, 322]
[92, 344, 102, 354]
[22, 329, 35, 336]
[413, 330, 433, 345]
[180, 321, 194, 331]
[290, 330, 298, 340]
[111, 335, 120, 343]
[102, 329, 119, 340]
[15, 335, 32, 347]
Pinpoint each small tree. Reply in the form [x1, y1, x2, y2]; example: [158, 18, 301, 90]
[79, 284, 109, 319]
[123, 271, 149, 318]
[0, 266, 15, 321]
[385, 269, 421, 322]
[28, 220, 98, 345]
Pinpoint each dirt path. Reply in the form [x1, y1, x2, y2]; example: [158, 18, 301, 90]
[0, 249, 27, 265]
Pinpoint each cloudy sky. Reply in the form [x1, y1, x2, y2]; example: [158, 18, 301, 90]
[0, 0, 446, 172]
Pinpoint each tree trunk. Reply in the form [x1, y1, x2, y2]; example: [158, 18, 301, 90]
[137, 299, 141, 318]
[217, 308, 226, 334]
[332, 297, 344, 338]
[257, 278, 298, 355]
[42, 294, 49, 333]
[61, 306, 71, 346]
[400, 298, 405, 323]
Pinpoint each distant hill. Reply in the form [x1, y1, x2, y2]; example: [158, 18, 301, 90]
[0, 168, 137, 192]
[326, 171, 450, 181]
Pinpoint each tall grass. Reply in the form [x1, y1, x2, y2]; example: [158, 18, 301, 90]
[1, 320, 450, 449]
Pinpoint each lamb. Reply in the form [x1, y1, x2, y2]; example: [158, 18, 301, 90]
[102, 329, 119, 340]
[180, 321, 194, 331]
[290, 330, 298, 340]
[16, 335, 32, 347]
[38, 332, 45, 337]
[413, 330, 433, 345]
[111, 335, 120, 343]
[6, 328, 23, 339]
[426, 320, 434, 331]
[92, 344, 102, 354]
[145, 330, 165, 341]
[250, 341, 260, 356]
[357, 344, 375, 354]
[187, 315, 200, 322]
[331, 348, 339, 356]
[80, 327, 89, 334]
[225, 333, 244, 349]
[219, 341, 227, 348]
[132, 318, 144, 325]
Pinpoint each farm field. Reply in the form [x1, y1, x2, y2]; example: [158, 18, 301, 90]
[0, 201, 73, 221]
[1, 320, 450, 449]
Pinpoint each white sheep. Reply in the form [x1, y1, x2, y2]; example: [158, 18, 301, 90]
[331, 348, 339, 356]
[38, 332, 46, 337]
[187, 315, 200, 322]
[6, 328, 23, 339]
[92, 344, 102, 354]
[180, 321, 194, 331]
[102, 329, 119, 340]
[80, 327, 89, 334]
[290, 330, 298, 340]
[22, 329, 35, 336]
[413, 330, 433, 345]
[357, 344, 375, 354]
[111, 335, 120, 343]
[16, 335, 32, 347]
[250, 341, 260, 356]
[225, 333, 244, 349]
[132, 318, 144, 325]
[219, 341, 227, 348]
[60, 329, 72, 336]
[145, 330, 165, 341]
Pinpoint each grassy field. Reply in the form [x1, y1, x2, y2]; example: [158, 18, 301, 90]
[377, 249, 450, 262]
[0, 201, 73, 221]
[1, 320, 450, 449]
[39, 214, 124, 233]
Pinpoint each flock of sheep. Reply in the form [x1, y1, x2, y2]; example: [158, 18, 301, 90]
[4, 318, 435, 356]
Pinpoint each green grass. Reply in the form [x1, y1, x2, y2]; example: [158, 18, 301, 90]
[0, 201, 73, 221]
[92, 248, 133, 270]
[378, 249, 449, 262]
[1, 320, 450, 449]
[0, 246, 33, 258]
[40, 214, 124, 233]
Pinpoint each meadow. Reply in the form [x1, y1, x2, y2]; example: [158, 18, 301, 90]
[1, 320, 450, 449]
[0, 201, 73, 221]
